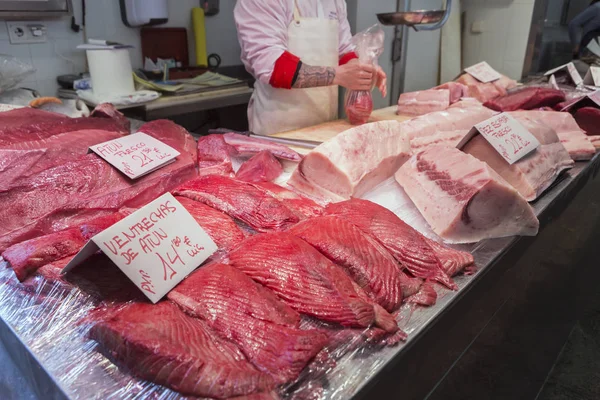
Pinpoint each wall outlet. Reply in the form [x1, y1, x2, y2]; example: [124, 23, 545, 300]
[7, 21, 47, 44]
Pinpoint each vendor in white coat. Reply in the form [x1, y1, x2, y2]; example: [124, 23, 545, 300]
[234, 0, 387, 136]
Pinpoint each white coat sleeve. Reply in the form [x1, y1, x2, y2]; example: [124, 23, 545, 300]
[337, 0, 355, 56]
[234, 0, 292, 85]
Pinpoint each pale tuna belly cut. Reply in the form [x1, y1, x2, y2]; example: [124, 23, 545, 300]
[511, 111, 596, 161]
[288, 120, 411, 201]
[461, 116, 573, 201]
[400, 101, 496, 141]
[395, 146, 539, 243]
[397, 88, 451, 116]
[410, 130, 467, 153]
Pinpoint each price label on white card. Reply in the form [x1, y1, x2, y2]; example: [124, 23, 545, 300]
[544, 62, 583, 86]
[90, 132, 180, 179]
[549, 74, 559, 90]
[464, 62, 501, 83]
[457, 113, 540, 165]
[584, 66, 600, 87]
[560, 89, 600, 111]
[63, 193, 218, 303]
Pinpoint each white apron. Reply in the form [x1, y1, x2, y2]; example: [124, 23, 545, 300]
[249, 0, 339, 136]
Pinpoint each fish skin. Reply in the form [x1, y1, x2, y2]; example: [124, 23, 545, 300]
[227, 232, 400, 333]
[325, 198, 458, 290]
[174, 175, 299, 232]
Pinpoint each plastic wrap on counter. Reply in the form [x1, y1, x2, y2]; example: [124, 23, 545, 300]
[344, 25, 384, 125]
[0, 173, 482, 399]
[0, 54, 35, 94]
[0, 251, 434, 400]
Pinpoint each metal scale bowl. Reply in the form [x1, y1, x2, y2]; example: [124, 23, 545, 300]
[378, 1, 453, 103]
[376, 0, 452, 30]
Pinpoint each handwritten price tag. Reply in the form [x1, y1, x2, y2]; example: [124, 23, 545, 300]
[90, 132, 180, 179]
[464, 62, 501, 83]
[63, 193, 217, 303]
[457, 113, 540, 165]
[544, 62, 583, 86]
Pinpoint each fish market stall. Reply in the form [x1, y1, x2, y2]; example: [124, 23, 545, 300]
[1, 96, 600, 399]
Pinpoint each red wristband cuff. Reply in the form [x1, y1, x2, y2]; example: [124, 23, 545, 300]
[269, 51, 301, 89]
[339, 52, 359, 65]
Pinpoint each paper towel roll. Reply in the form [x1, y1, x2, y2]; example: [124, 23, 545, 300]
[86, 49, 135, 97]
[192, 7, 208, 67]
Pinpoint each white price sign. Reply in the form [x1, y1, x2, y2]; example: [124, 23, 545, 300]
[90, 132, 180, 179]
[544, 62, 583, 86]
[464, 62, 501, 83]
[560, 89, 600, 111]
[549, 74, 559, 90]
[64, 193, 218, 303]
[458, 113, 540, 165]
[583, 66, 600, 87]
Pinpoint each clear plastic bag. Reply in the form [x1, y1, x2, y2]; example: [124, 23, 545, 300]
[344, 24, 385, 125]
[0, 54, 35, 94]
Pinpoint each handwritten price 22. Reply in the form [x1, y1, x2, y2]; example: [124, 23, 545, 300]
[505, 133, 531, 155]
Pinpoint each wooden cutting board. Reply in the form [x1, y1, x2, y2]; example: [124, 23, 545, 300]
[271, 106, 412, 144]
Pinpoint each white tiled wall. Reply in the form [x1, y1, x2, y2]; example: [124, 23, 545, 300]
[462, 0, 535, 80]
[0, 0, 241, 96]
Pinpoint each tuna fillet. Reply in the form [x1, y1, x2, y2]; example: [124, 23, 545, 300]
[410, 130, 467, 152]
[169, 263, 329, 383]
[461, 115, 573, 201]
[251, 182, 323, 219]
[222, 132, 302, 161]
[137, 119, 198, 165]
[197, 134, 236, 176]
[89, 302, 275, 398]
[455, 73, 516, 103]
[456, 74, 504, 103]
[483, 87, 565, 111]
[0, 129, 124, 192]
[395, 146, 539, 243]
[0, 154, 195, 251]
[174, 196, 246, 253]
[397, 89, 452, 116]
[435, 82, 469, 103]
[421, 237, 475, 277]
[288, 120, 411, 201]
[235, 150, 283, 183]
[400, 100, 496, 141]
[0, 104, 128, 147]
[511, 110, 596, 161]
[174, 175, 299, 232]
[227, 232, 400, 333]
[574, 106, 600, 136]
[289, 215, 404, 311]
[2, 212, 125, 281]
[325, 199, 467, 289]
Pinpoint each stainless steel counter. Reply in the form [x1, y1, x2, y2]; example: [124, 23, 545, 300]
[0, 155, 598, 400]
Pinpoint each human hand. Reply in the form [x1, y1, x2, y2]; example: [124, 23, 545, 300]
[334, 62, 374, 91]
[374, 65, 387, 97]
